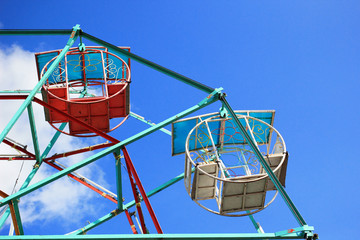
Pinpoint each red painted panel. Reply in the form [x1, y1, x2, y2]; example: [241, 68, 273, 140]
[44, 83, 129, 134]
[68, 99, 110, 134]
[68, 102, 89, 118]
[46, 87, 68, 123]
[108, 83, 129, 118]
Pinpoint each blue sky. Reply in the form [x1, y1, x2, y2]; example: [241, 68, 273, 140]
[0, 1, 359, 239]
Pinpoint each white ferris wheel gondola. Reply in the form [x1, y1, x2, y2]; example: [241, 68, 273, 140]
[172, 110, 288, 216]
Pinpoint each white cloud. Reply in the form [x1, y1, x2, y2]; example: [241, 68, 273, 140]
[0, 45, 109, 231]
[20, 177, 98, 226]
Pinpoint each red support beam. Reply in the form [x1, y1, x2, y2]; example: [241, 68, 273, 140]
[0, 157, 35, 161]
[0, 190, 21, 235]
[0, 189, 8, 198]
[44, 142, 115, 161]
[44, 160, 118, 203]
[8, 201, 21, 235]
[0, 95, 27, 100]
[122, 147, 163, 234]
[125, 210, 138, 234]
[124, 158, 148, 234]
[2, 139, 36, 158]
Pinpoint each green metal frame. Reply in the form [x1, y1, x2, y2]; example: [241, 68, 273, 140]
[27, 103, 41, 164]
[0, 25, 316, 239]
[114, 149, 124, 212]
[10, 201, 23, 235]
[0, 228, 316, 240]
[129, 112, 172, 136]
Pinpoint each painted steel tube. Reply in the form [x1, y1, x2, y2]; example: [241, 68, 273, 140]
[124, 160, 148, 234]
[220, 96, 307, 226]
[0, 231, 314, 240]
[44, 143, 115, 161]
[125, 210, 138, 234]
[27, 104, 41, 163]
[0, 29, 73, 35]
[123, 147, 163, 234]
[114, 150, 123, 211]
[81, 32, 215, 94]
[2, 139, 36, 158]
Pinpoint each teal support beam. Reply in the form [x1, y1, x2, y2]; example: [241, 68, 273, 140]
[0, 29, 73, 35]
[0, 24, 80, 145]
[246, 211, 263, 234]
[141, 171, 186, 199]
[130, 112, 172, 136]
[0, 225, 316, 240]
[0, 209, 9, 228]
[11, 200, 23, 235]
[0, 90, 79, 94]
[0, 90, 41, 94]
[71, 211, 116, 235]
[40, 122, 67, 159]
[0, 89, 222, 208]
[220, 96, 307, 227]
[114, 149, 123, 211]
[27, 103, 41, 164]
[81, 32, 214, 94]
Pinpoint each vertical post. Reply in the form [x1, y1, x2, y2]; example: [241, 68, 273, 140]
[1, 190, 23, 235]
[113, 150, 123, 211]
[0, 24, 80, 144]
[8, 202, 19, 235]
[9, 200, 23, 235]
[27, 103, 41, 163]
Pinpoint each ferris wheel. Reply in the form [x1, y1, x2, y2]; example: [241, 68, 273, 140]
[0, 25, 317, 240]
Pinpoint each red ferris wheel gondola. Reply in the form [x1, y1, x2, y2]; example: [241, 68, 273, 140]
[35, 46, 131, 136]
